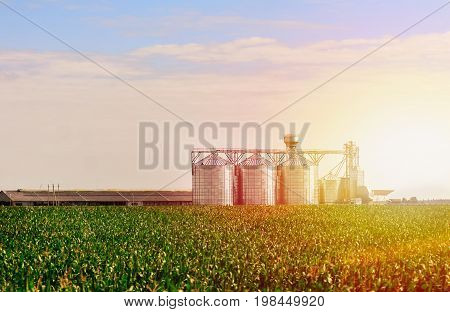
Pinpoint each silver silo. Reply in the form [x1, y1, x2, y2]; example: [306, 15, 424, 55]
[277, 156, 310, 205]
[308, 164, 320, 204]
[276, 134, 310, 205]
[237, 154, 276, 205]
[192, 153, 234, 205]
[320, 178, 339, 204]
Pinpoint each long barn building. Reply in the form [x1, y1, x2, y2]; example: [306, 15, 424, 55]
[0, 190, 192, 206]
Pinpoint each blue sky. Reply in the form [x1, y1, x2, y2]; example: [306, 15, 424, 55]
[1, 0, 449, 53]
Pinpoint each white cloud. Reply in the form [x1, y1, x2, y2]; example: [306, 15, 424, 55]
[130, 32, 450, 67]
[0, 49, 153, 80]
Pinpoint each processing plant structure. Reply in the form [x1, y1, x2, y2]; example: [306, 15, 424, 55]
[191, 135, 366, 205]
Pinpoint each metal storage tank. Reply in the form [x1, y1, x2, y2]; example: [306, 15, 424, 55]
[337, 177, 350, 203]
[320, 178, 339, 204]
[192, 153, 233, 205]
[307, 164, 320, 204]
[237, 154, 276, 205]
[277, 156, 310, 205]
[349, 167, 365, 199]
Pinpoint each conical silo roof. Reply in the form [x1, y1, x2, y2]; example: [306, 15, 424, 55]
[195, 153, 230, 166]
[281, 154, 309, 167]
[240, 154, 273, 166]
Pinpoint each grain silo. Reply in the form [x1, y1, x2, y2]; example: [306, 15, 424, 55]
[337, 177, 350, 203]
[191, 138, 364, 206]
[237, 154, 276, 205]
[320, 178, 339, 204]
[307, 164, 320, 204]
[277, 134, 310, 205]
[278, 157, 310, 204]
[192, 153, 234, 205]
[349, 167, 365, 199]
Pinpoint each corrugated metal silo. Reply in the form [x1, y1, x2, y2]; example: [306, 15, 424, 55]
[320, 178, 339, 204]
[349, 167, 365, 199]
[192, 153, 233, 205]
[237, 154, 276, 205]
[337, 177, 350, 203]
[307, 164, 320, 204]
[277, 156, 310, 204]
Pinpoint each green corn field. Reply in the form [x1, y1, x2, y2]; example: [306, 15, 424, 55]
[0, 205, 448, 291]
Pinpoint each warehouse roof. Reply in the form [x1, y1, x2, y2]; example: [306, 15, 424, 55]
[0, 190, 192, 203]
